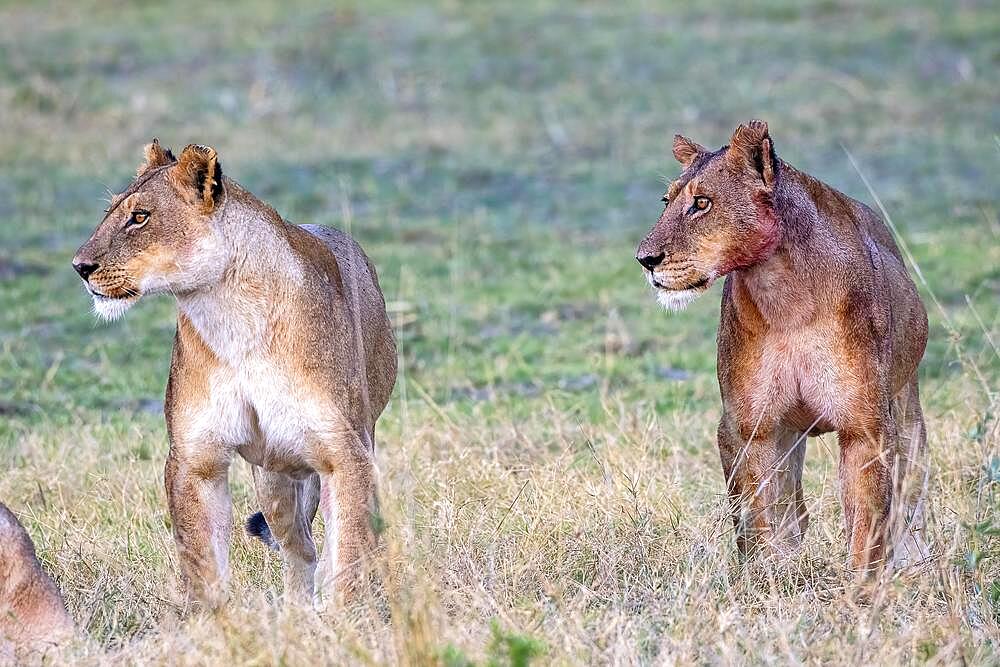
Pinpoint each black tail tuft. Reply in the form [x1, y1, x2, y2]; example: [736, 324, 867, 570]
[245, 511, 279, 551]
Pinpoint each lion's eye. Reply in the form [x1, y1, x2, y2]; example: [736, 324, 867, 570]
[126, 210, 150, 228]
[689, 196, 711, 214]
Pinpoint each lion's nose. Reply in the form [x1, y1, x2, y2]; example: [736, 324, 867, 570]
[72, 261, 100, 280]
[636, 252, 665, 271]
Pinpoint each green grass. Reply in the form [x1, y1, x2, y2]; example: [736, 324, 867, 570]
[1, 0, 998, 663]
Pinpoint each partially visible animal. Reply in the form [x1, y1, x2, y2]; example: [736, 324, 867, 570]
[0, 503, 73, 658]
[72, 141, 397, 607]
[635, 120, 929, 572]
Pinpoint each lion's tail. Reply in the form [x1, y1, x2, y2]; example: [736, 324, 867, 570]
[245, 512, 279, 551]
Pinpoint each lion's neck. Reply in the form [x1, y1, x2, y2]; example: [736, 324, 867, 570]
[175, 188, 303, 364]
[729, 172, 823, 329]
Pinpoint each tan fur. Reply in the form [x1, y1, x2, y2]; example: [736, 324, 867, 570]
[0, 504, 73, 658]
[637, 121, 929, 573]
[74, 142, 397, 608]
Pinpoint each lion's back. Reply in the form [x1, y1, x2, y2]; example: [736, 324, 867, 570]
[299, 224, 397, 423]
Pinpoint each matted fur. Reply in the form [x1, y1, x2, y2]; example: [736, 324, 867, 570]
[73, 142, 397, 608]
[636, 120, 929, 573]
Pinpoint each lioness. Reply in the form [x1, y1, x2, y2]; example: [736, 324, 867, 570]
[636, 121, 928, 572]
[0, 503, 73, 656]
[73, 141, 397, 607]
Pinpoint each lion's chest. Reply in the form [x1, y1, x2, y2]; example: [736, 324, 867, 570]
[728, 323, 858, 434]
[195, 359, 335, 477]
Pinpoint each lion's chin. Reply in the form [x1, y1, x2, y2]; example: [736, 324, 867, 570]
[646, 271, 712, 312]
[654, 288, 703, 312]
[92, 294, 140, 321]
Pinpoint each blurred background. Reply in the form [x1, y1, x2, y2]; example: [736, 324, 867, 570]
[0, 0, 997, 663]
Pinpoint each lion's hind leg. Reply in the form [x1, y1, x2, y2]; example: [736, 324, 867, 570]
[889, 377, 930, 569]
[249, 467, 321, 602]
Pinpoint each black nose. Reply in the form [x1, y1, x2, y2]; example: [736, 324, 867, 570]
[73, 261, 99, 280]
[636, 252, 665, 270]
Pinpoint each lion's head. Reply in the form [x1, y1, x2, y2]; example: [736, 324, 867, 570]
[635, 120, 781, 311]
[72, 141, 228, 320]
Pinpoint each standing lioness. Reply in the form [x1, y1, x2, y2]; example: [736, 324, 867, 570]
[73, 141, 397, 607]
[636, 121, 928, 573]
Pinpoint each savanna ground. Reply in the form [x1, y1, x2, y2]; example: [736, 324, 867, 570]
[1, 0, 998, 664]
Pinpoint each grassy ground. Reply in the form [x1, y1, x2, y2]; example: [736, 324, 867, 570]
[1, 0, 998, 663]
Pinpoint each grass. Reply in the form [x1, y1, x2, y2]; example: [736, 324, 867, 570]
[0, 0, 998, 663]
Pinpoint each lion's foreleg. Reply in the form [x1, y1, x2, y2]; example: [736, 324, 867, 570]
[164, 444, 233, 609]
[719, 416, 807, 557]
[313, 429, 378, 607]
[837, 420, 893, 575]
[718, 418, 753, 555]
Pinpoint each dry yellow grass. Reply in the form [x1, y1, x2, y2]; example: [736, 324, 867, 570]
[3, 366, 996, 664]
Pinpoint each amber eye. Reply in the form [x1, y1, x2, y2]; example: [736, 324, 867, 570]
[126, 210, 150, 228]
[690, 196, 711, 213]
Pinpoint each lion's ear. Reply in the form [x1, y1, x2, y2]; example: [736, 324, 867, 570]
[170, 144, 223, 212]
[726, 120, 776, 189]
[672, 134, 707, 168]
[137, 138, 176, 177]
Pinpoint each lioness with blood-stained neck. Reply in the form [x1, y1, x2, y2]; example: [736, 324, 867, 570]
[636, 120, 929, 573]
[72, 141, 397, 607]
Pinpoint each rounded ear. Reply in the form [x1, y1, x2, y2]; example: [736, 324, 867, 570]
[672, 134, 707, 168]
[726, 120, 777, 189]
[137, 138, 176, 177]
[170, 144, 223, 212]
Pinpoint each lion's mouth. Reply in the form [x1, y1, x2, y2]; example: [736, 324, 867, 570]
[88, 287, 137, 301]
[680, 276, 710, 291]
[650, 274, 711, 291]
